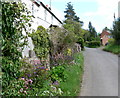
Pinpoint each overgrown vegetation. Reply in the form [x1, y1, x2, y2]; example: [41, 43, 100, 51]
[60, 52, 84, 96]
[103, 17, 120, 54]
[86, 41, 101, 48]
[29, 26, 50, 60]
[1, 1, 84, 96]
[84, 22, 101, 48]
[103, 43, 120, 54]
[112, 17, 120, 45]
[1, 2, 32, 93]
[103, 39, 120, 54]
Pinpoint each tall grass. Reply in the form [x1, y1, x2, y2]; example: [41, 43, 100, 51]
[60, 52, 84, 96]
[103, 43, 120, 54]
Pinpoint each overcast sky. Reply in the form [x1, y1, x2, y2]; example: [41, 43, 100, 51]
[42, 0, 119, 33]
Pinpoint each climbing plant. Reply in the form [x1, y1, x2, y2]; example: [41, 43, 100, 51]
[29, 26, 50, 60]
[1, 2, 33, 91]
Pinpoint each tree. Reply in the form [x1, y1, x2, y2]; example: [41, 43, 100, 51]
[64, 2, 84, 49]
[88, 21, 92, 33]
[112, 17, 120, 44]
[64, 2, 83, 24]
[49, 27, 77, 54]
[88, 21, 97, 40]
[64, 2, 76, 21]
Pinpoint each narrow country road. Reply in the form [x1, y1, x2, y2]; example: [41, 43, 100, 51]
[80, 47, 118, 96]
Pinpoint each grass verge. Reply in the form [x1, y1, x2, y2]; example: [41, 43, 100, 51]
[103, 44, 120, 54]
[60, 52, 84, 96]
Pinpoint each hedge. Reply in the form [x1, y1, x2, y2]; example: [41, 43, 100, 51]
[86, 41, 100, 48]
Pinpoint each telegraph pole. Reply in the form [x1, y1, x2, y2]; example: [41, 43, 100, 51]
[50, 0, 51, 10]
[118, 1, 120, 17]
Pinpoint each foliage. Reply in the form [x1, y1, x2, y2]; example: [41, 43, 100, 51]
[29, 26, 50, 60]
[82, 30, 91, 41]
[64, 2, 76, 21]
[77, 37, 84, 50]
[88, 21, 97, 40]
[93, 36, 101, 41]
[49, 27, 76, 55]
[63, 2, 85, 51]
[2, 57, 22, 90]
[66, 48, 72, 56]
[1, 2, 32, 93]
[2, 79, 25, 96]
[63, 20, 85, 50]
[86, 41, 100, 48]
[60, 52, 84, 96]
[112, 17, 120, 45]
[108, 38, 115, 44]
[64, 2, 83, 25]
[50, 65, 67, 83]
[2, 2, 32, 59]
[103, 43, 120, 54]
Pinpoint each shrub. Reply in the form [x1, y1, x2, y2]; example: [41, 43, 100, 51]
[103, 43, 120, 54]
[50, 66, 67, 83]
[1, 2, 32, 94]
[87, 41, 100, 48]
[77, 37, 84, 50]
[108, 38, 115, 45]
[29, 26, 50, 60]
[2, 57, 23, 90]
[112, 17, 120, 45]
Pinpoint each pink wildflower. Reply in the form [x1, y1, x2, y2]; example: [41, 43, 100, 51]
[20, 88, 23, 92]
[28, 79, 33, 84]
[20, 77, 25, 81]
[24, 91, 27, 94]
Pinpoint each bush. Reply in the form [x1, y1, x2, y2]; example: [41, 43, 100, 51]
[50, 65, 67, 83]
[112, 17, 120, 45]
[1, 2, 32, 93]
[108, 38, 115, 44]
[86, 41, 100, 48]
[103, 43, 120, 54]
[2, 57, 23, 90]
[77, 37, 84, 50]
[29, 26, 50, 60]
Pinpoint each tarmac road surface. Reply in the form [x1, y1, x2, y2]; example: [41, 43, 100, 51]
[80, 47, 118, 96]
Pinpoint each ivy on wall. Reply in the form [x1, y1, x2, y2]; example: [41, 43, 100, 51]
[1, 2, 33, 91]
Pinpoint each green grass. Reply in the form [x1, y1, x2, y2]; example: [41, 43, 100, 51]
[60, 52, 84, 96]
[103, 43, 120, 54]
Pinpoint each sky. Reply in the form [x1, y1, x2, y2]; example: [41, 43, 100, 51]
[42, 0, 119, 33]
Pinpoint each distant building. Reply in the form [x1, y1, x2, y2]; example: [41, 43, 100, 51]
[21, 0, 63, 58]
[118, 1, 120, 17]
[100, 30, 111, 46]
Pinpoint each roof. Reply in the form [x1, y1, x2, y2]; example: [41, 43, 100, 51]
[32, 0, 63, 24]
[100, 30, 110, 38]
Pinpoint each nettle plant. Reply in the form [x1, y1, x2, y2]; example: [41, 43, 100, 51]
[1, 2, 33, 91]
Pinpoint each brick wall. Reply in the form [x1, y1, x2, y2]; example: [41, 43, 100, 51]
[102, 35, 110, 45]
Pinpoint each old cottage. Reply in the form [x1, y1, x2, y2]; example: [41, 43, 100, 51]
[100, 30, 111, 46]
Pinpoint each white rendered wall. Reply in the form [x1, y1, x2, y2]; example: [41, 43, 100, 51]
[21, 0, 62, 58]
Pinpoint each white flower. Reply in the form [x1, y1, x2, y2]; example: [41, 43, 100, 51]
[20, 88, 23, 92]
[51, 85, 57, 93]
[58, 88, 63, 95]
